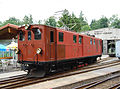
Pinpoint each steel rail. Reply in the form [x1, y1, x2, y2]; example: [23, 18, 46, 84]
[73, 73, 120, 89]
[108, 82, 120, 89]
[0, 59, 120, 89]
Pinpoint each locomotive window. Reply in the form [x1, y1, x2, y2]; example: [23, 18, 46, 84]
[90, 38, 92, 44]
[19, 31, 24, 41]
[73, 35, 77, 43]
[33, 29, 41, 40]
[94, 39, 95, 45]
[50, 31, 54, 42]
[79, 36, 82, 44]
[59, 32, 64, 42]
[28, 31, 31, 40]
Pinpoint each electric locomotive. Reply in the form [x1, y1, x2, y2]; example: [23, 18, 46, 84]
[17, 24, 102, 77]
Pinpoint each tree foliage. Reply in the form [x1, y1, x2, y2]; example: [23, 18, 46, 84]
[0, 14, 34, 27]
[81, 25, 91, 31]
[90, 16, 109, 30]
[1, 17, 22, 26]
[22, 14, 33, 25]
[109, 15, 120, 28]
[57, 10, 88, 32]
[1, 11, 120, 32]
[44, 16, 57, 27]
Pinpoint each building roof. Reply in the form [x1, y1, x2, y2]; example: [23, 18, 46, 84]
[0, 23, 19, 40]
[81, 28, 120, 40]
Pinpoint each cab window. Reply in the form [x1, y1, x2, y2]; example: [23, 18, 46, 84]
[79, 36, 82, 44]
[90, 38, 92, 44]
[33, 29, 41, 40]
[28, 31, 31, 40]
[73, 35, 77, 43]
[50, 31, 54, 42]
[19, 31, 24, 41]
[59, 32, 64, 42]
[94, 39, 95, 45]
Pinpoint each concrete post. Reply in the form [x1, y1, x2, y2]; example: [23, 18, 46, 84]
[103, 40, 108, 55]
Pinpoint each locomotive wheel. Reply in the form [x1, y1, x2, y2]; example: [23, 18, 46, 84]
[27, 68, 46, 77]
[26, 64, 47, 77]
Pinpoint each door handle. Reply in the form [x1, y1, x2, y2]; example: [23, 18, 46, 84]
[30, 44, 34, 47]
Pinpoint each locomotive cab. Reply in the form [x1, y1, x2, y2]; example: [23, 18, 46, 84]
[18, 26, 43, 62]
[18, 25, 47, 77]
[17, 25, 57, 77]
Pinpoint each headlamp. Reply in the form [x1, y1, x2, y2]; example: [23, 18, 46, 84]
[25, 24, 29, 30]
[15, 48, 20, 54]
[36, 48, 42, 54]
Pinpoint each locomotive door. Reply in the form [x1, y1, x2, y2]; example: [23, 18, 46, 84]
[18, 30, 26, 61]
[78, 35, 83, 56]
[25, 30, 35, 61]
[49, 29, 57, 61]
[18, 30, 34, 61]
[96, 40, 98, 52]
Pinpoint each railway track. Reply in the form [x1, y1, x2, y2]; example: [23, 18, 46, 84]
[0, 58, 120, 89]
[72, 72, 120, 89]
[108, 83, 120, 89]
[0, 74, 26, 83]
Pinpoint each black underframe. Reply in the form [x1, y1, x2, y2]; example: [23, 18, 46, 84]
[18, 55, 101, 65]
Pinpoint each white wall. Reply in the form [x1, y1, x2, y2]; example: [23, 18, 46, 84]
[81, 28, 120, 40]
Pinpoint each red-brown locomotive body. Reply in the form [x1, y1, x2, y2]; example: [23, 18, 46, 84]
[17, 24, 102, 77]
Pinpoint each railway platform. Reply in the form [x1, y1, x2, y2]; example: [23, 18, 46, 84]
[0, 71, 26, 79]
[17, 62, 120, 89]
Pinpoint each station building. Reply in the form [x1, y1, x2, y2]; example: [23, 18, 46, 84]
[0, 24, 19, 59]
[0, 24, 18, 45]
[81, 28, 120, 55]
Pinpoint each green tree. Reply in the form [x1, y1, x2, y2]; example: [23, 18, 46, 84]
[99, 16, 108, 28]
[109, 15, 120, 28]
[57, 10, 88, 32]
[38, 20, 42, 24]
[2, 17, 22, 26]
[74, 11, 88, 32]
[0, 21, 3, 27]
[90, 16, 109, 30]
[44, 16, 57, 27]
[90, 20, 98, 30]
[57, 9, 71, 29]
[81, 25, 91, 31]
[23, 14, 33, 25]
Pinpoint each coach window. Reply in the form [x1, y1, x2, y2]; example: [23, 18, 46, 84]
[79, 36, 82, 44]
[90, 38, 92, 44]
[33, 29, 41, 40]
[94, 39, 95, 45]
[28, 31, 31, 40]
[50, 31, 54, 42]
[19, 31, 24, 41]
[73, 35, 77, 43]
[59, 32, 64, 42]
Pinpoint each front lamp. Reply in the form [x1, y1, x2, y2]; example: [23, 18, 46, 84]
[15, 49, 20, 54]
[36, 48, 42, 54]
[25, 24, 29, 30]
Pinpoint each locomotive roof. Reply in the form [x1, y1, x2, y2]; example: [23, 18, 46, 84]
[56, 28, 101, 40]
[19, 24, 101, 40]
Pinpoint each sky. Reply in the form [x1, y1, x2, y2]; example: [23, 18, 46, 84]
[0, 0, 120, 24]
